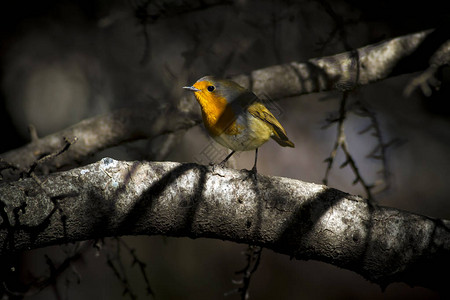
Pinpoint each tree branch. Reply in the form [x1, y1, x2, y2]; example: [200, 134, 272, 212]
[1, 159, 449, 291]
[232, 29, 444, 98]
[0, 107, 200, 172]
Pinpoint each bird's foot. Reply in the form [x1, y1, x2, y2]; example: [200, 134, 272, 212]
[209, 162, 228, 176]
[243, 166, 258, 181]
[209, 161, 226, 169]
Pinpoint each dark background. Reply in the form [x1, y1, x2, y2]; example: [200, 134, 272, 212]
[1, 0, 449, 299]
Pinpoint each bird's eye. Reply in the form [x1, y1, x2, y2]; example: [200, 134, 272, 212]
[207, 85, 215, 92]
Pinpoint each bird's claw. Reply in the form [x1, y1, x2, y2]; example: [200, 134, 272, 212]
[243, 167, 258, 181]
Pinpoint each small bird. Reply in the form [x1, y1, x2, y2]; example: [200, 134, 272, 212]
[184, 76, 294, 173]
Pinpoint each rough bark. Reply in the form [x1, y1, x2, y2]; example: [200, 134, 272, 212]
[1, 159, 449, 291]
[0, 108, 200, 172]
[232, 29, 444, 97]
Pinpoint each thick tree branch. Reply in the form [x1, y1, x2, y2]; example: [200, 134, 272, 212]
[232, 29, 445, 97]
[0, 159, 449, 291]
[0, 108, 200, 172]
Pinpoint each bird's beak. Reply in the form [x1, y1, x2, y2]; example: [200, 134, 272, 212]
[183, 86, 200, 92]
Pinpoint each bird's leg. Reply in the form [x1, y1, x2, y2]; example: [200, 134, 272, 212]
[251, 148, 258, 174]
[219, 150, 236, 167]
[243, 148, 258, 180]
[243, 148, 258, 182]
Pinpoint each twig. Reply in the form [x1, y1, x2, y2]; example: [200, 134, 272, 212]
[28, 124, 39, 143]
[106, 238, 138, 300]
[28, 136, 78, 177]
[314, 0, 356, 53]
[105, 237, 154, 299]
[128, 0, 234, 66]
[404, 65, 441, 97]
[323, 92, 374, 201]
[225, 245, 263, 300]
[2, 242, 90, 298]
[352, 101, 402, 193]
[116, 237, 154, 296]
[317, 4, 375, 199]
[403, 28, 450, 97]
[128, 0, 152, 65]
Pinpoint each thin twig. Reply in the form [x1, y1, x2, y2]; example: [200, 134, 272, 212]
[116, 237, 154, 296]
[225, 245, 263, 300]
[2, 243, 90, 298]
[352, 101, 399, 193]
[323, 92, 374, 201]
[28, 136, 78, 176]
[105, 238, 137, 300]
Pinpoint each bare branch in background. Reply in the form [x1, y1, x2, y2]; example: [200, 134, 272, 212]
[402, 24, 450, 97]
[115, 237, 154, 297]
[225, 245, 263, 300]
[0, 107, 200, 175]
[314, 0, 355, 53]
[105, 238, 138, 300]
[129, 0, 153, 66]
[2, 242, 91, 298]
[322, 93, 374, 200]
[403, 35, 450, 97]
[314, 3, 395, 200]
[232, 29, 442, 99]
[1, 159, 449, 292]
[352, 100, 403, 194]
[126, 0, 234, 65]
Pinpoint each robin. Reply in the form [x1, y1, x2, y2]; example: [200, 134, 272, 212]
[183, 76, 294, 173]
